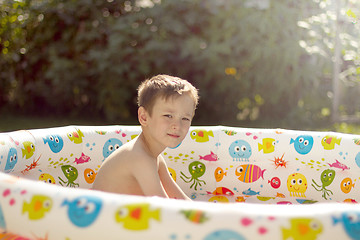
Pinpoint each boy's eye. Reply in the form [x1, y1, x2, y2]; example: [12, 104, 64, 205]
[164, 114, 172, 118]
[182, 118, 191, 121]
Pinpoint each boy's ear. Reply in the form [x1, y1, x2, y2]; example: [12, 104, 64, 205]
[138, 106, 149, 126]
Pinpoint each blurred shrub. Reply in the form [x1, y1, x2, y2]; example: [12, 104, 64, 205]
[1, 0, 356, 128]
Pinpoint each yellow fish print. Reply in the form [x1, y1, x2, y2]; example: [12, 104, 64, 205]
[67, 128, 84, 144]
[282, 218, 323, 240]
[208, 196, 229, 203]
[321, 135, 341, 150]
[115, 203, 161, 230]
[22, 195, 53, 220]
[190, 130, 214, 143]
[258, 138, 275, 154]
[257, 196, 275, 201]
[21, 141, 35, 159]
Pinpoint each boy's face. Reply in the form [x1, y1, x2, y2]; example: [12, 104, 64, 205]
[142, 93, 195, 149]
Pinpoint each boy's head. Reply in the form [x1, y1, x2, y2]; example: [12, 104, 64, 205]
[137, 75, 199, 116]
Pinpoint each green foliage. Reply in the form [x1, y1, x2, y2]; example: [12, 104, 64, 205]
[297, 0, 360, 121]
[0, 0, 359, 128]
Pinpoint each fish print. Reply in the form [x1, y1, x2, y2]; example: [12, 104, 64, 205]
[43, 135, 64, 153]
[115, 203, 161, 231]
[257, 196, 275, 201]
[282, 218, 323, 240]
[340, 177, 355, 194]
[4, 147, 18, 173]
[67, 128, 85, 144]
[22, 195, 53, 220]
[206, 187, 234, 196]
[321, 135, 341, 150]
[84, 168, 97, 184]
[333, 212, 360, 240]
[74, 152, 91, 164]
[328, 159, 350, 171]
[268, 177, 281, 189]
[290, 135, 313, 155]
[190, 130, 214, 143]
[62, 196, 102, 228]
[180, 210, 209, 224]
[295, 199, 318, 204]
[21, 141, 35, 159]
[353, 138, 360, 145]
[199, 151, 218, 161]
[242, 188, 260, 196]
[235, 164, 266, 183]
[222, 130, 237, 136]
[258, 138, 276, 154]
[208, 196, 230, 203]
[214, 167, 227, 182]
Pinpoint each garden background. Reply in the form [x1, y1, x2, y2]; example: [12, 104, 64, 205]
[1, 0, 359, 132]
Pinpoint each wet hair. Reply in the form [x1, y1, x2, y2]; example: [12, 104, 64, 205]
[137, 74, 199, 115]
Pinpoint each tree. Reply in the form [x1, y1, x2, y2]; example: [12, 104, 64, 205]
[1, 0, 359, 128]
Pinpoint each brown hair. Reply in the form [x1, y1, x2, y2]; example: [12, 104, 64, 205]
[137, 74, 199, 115]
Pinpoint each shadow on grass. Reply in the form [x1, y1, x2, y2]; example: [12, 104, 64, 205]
[0, 114, 135, 132]
[2, 114, 360, 135]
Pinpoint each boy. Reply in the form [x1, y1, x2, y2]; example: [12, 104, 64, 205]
[92, 75, 198, 200]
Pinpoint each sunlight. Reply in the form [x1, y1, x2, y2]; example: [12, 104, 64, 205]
[136, 0, 160, 8]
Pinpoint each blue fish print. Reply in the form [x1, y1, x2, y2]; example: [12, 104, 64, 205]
[290, 135, 313, 155]
[62, 196, 103, 228]
[242, 188, 260, 196]
[333, 212, 360, 240]
[4, 147, 17, 173]
[43, 135, 64, 153]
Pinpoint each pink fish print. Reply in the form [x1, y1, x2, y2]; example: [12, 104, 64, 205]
[74, 153, 91, 164]
[199, 151, 218, 161]
[328, 159, 350, 171]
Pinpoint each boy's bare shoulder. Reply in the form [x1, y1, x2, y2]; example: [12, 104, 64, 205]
[129, 139, 156, 167]
[105, 137, 153, 167]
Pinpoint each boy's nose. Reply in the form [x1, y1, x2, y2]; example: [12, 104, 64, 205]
[172, 120, 180, 129]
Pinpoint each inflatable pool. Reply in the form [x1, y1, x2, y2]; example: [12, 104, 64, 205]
[1, 125, 360, 240]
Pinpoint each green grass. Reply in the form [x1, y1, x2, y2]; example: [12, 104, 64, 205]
[0, 115, 110, 132]
[330, 122, 360, 134]
[2, 115, 360, 135]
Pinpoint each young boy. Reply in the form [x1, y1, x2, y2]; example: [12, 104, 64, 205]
[92, 75, 198, 200]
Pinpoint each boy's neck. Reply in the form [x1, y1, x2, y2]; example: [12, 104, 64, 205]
[139, 132, 165, 158]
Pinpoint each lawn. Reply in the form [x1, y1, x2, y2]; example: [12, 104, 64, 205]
[0, 115, 110, 132]
[2, 115, 360, 135]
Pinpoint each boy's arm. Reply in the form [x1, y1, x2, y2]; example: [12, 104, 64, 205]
[158, 156, 191, 200]
[133, 156, 170, 198]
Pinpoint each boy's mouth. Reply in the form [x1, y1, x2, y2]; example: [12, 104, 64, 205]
[168, 133, 180, 138]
